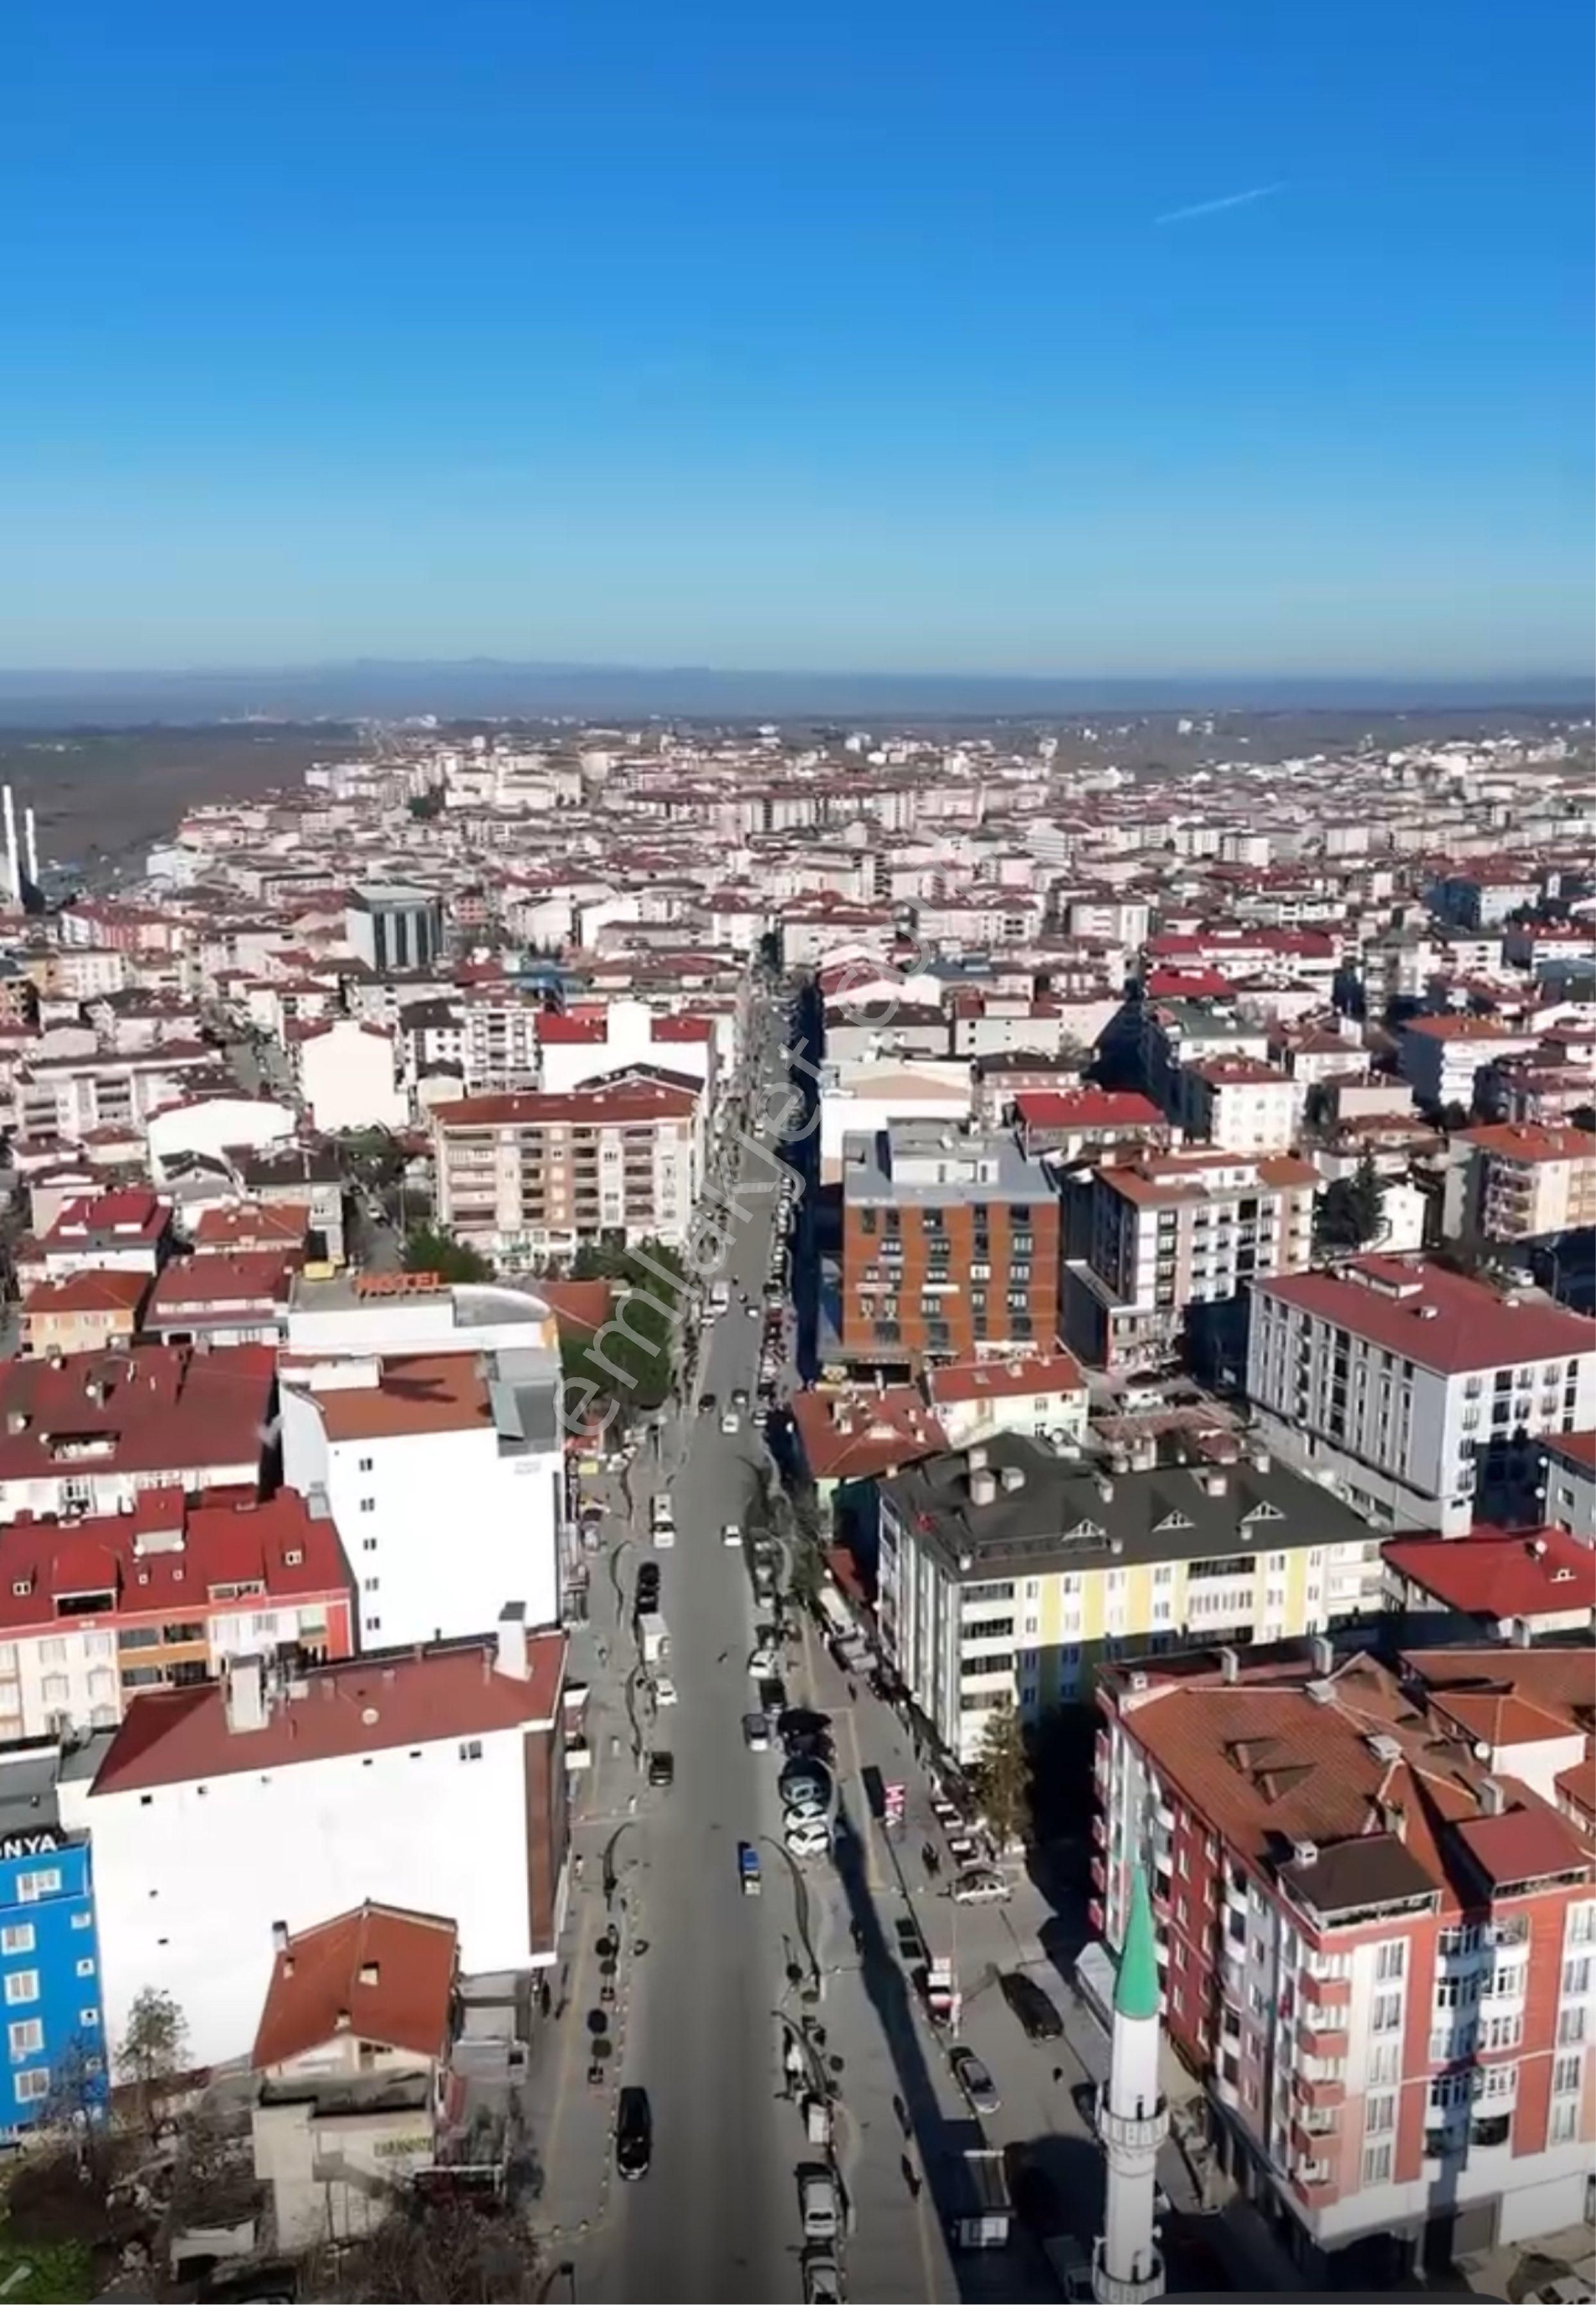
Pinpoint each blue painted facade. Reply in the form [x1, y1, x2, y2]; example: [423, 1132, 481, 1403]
[0, 1747, 106, 2137]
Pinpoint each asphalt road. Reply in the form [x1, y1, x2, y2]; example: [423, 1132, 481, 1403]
[598, 1013, 812, 2304]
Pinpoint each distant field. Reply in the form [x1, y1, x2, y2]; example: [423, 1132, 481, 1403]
[0, 724, 364, 877]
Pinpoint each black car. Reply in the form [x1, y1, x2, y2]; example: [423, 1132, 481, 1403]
[615, 2087, 652, 2180]
[635, 1568, 660, 1610]
[647, 1751, 675, 1788]
[1001, 1970, 1064, 2041]
[698, 1392, 716, 1413]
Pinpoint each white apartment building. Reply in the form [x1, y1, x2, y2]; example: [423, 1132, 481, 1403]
[280, 1346, 561, 1650]
[13, 1044, 216, 1142]
[1457, 1123, 1596, 1244]
[1399, 1018, 1539, 1114]
[535, 1000, 718, 1100]
[1248, 1255, 1596, 1536]
[432, 1080, 701, 1259]
[292, 1019, 408, 1134]
[1141, 1003, 1272, 1119]
[1064, 1149, 1318, 1371]
[925, 1353, 1090, 1453]
[1178, 1058, 1304, 1153]
[62, 1621, 568, 2069]
[280, 1273, 564, 1649]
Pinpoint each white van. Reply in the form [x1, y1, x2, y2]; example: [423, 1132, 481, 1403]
[650, 1496, 675, 1548]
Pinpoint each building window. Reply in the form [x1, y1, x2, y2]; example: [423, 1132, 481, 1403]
[1365, 2093, 1395, 2136]
[0, 1927, 33, 1958]
[13, 2066, 47, 2102]
[8, 2019, 42, 2059]
[15, 1872, 62, 1904]
[458, 1739, 483, 1763]
[1372, 1991, 1402, 2033]
[75, 1957, 95, 1979]
[1361, 2140, 1393, 2186]
[1553, 2052, 1583, 2097]
[1375, 1940, 1406, 1982]
[357, 1457, 374, 1473]
[70, 1913, 91, 1932]
[3, 1974, 38, 2007]
[1563, 1957, 1591, 1997]
[1368, 2040, 1400, 2086]
[359, 1498, 376, 1514]
[1550, 2099, 1579, 2143]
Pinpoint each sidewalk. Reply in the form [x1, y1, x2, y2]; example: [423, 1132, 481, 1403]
[523, 1456, 656, 2246]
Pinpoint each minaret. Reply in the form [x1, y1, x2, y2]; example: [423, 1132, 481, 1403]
[1094, 1863, 1168, 2303]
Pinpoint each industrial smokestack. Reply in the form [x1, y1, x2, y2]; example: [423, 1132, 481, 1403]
[1, 789, 17, 907]
[24, 810, 38, 892]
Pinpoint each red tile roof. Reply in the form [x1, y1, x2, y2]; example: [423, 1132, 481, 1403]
[1459, 1122, 1596, 1164]
[790, 1387, 947, 1483]
[147, 1253, 298, 1316]
[192, 1203, 311, 1253]
[535, 1014, 608, 1044]
[47, 1190, 166, 1245]
[0, 1489, 349, 1632]
[1403, 1015, 1524, 1043]
[1254, 1255, 1596, 1377]
[1450, 1806, 1592, 1890]
[432, 1083, 698, 1127]
[1012, 1089, 1164, 1130]
[251, 1902, 457, 2071]
[1383, 1524, 1596, 1619]
[1547, 1430, 1596, 1475]
[286, 1354, 491, 1444]
[90, 1632, 565, 1796]
[927, 1351, 1086, 1406]
[20, 1271, 151, 1319]
[0, 1346, 275, 1488]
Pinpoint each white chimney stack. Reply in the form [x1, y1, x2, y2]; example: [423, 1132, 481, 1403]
[2, 789, 18, 907]
[24, 809, 38, 891]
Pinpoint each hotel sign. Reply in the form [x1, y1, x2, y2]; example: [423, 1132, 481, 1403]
[0, 1829, 65, 1862]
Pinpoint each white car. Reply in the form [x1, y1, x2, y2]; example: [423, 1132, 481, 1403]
[721, 1411, 741, 1435]
[654, 1677, 678, 1708]
[652, 1523, 675, 1550]
[787, 1822, 832, 1860]
[749, 1648, 777, 1678]
[953, 1867, 1011, 1906]
[745, 1300, 760, 1317]
[722, 1521, 742, 1548]
[650, 1497, 674, 1534]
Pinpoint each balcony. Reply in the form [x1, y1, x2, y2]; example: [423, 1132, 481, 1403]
[1289, 2116, 1331, 2161]
[1092, 1811, 1107, 1847]
[1090, 1854, 1107, 1893]
[1293, 2071, 1345, 2111]
[1088, 1898, 1104, 1934]
[1291, 2170, 1338, 2211]
[1297, 2016, 1349, 2058]
[1299, 1970, 1351, 2011]
[1091, 2244, 1164, 2305]
[1098, 2097, 1167, 2156]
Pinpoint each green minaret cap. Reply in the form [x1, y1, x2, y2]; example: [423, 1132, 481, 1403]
[1115, 1862, 1161, 2020]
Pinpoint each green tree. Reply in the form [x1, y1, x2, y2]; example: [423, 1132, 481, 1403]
[117, 1986, 188, 2136]
[561, 1239, 684, 1414]
[970, 1698, 1033, 1852]
[403, 1223, 491, 1284]
[1315, 1150, 1386, 1251]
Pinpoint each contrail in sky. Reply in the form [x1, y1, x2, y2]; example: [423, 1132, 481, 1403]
[1155, 181, 1283, 226]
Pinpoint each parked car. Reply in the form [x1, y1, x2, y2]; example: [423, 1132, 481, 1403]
[742, 1712, 771, 1752]
[722, 1521, 743, 1547]
[615, 2087, 652, 2180]
[654, 1677, 678, 1707]
[1000, 1970, 1064, 2041]
[647, 1752, 675, 1789]
[721, 1411, 741, 1435]
[802, 2253, 841, 2305]
[951, 2047, 1001, 2116]
[738, 1842, 762, 1897]
[799, 2168, 839, 2242]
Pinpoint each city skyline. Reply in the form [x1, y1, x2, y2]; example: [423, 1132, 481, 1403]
[5, 0, 1592, 678]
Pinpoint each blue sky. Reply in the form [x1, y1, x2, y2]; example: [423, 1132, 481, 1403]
[3, 0, 1592, 678]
